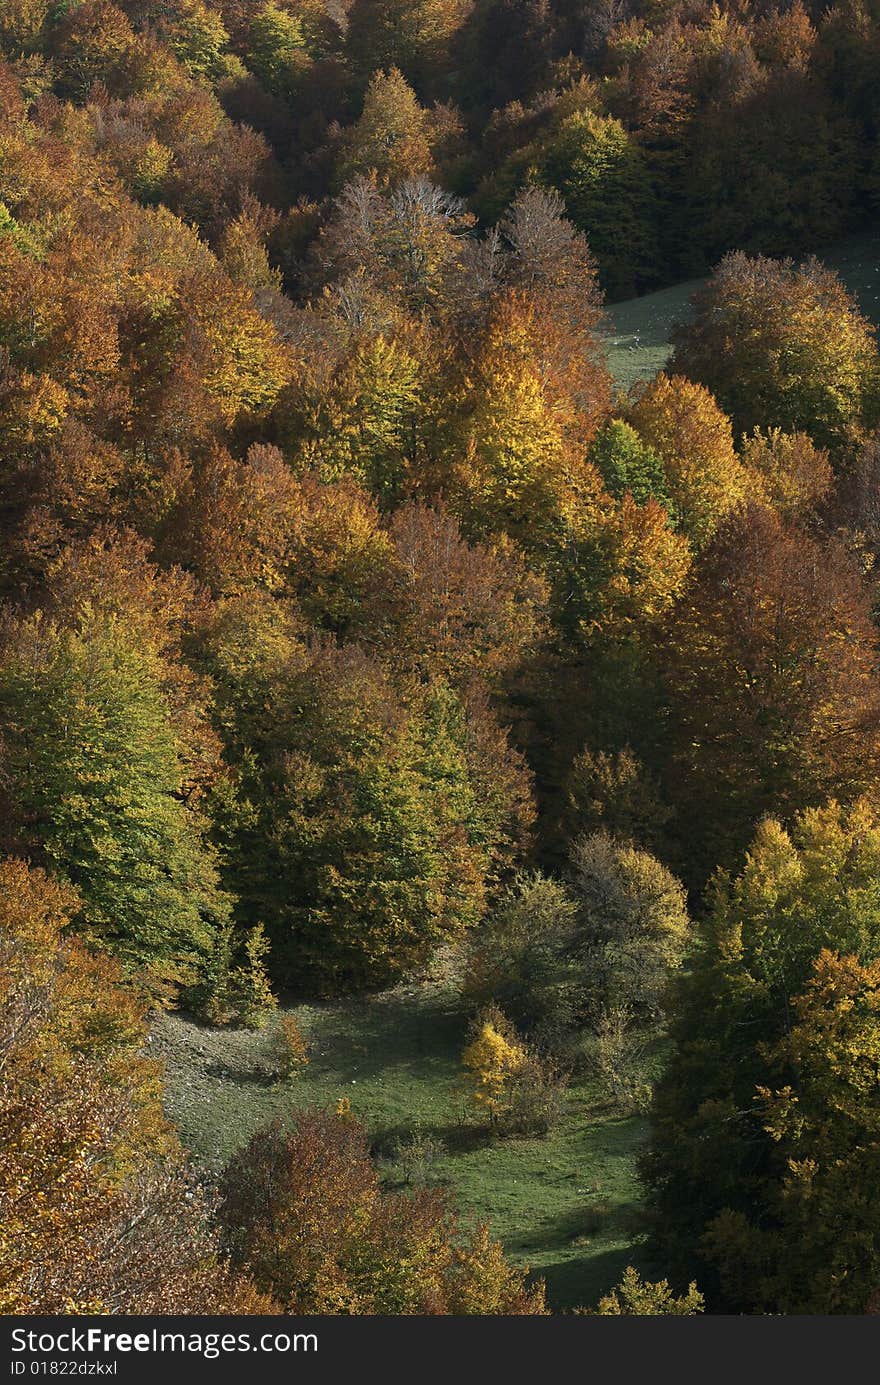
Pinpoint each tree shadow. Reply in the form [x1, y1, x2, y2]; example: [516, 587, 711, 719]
[506, 1197, 654, 1310]
[297, 988, 468, 1084]
[369, 1117, 496, 1158]
[203, 1058, 281, 1087]
[539, 1246, 638, 1312]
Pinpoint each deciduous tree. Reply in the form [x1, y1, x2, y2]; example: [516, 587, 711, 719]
[660, 504, 880, 880]
[671, 252, 880, 449]
[219, 1111, 546, 1312]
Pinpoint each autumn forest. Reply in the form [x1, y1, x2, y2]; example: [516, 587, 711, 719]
[1, 0, 880, 1319]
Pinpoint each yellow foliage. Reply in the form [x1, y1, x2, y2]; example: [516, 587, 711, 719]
[0, 370, 68, 450]
[276, 1014, 310, 1074]
[338, 68, 435, 186]
[461, 1017, 527, 1119]
[628, 372, 757, 546]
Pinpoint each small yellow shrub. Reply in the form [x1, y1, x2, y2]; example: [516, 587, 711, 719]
[461, 1007, 527, 1122]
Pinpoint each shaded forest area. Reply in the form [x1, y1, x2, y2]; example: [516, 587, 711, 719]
[1, 0, 880, 1317]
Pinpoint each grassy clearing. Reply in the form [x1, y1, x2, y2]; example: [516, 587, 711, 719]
[153, 983, 656, 1311]
[604, 230, 880, 391]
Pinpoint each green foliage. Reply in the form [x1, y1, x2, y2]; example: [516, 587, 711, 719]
[389, 1122, 445, 1187]
[571, 832, 691, 1022]
[163, 0, 232, 81]
[697, 946, 880, 1313]
[5, 0, 880, 1319]
[344, 0, 470, 93]
[218, 1109, 547, 1313]
[537, 111, 658, 298]
[0, 200, 43, 256]
[562, 745, 671, 854]
[672, 252, 880, 448]
[289, 333, 423, 506]
[589, 420, 675, 517]
[643, 798, 880, 1312]
[247, 3, 309, 96]
[684, 72, 858, 270]
[590, 1004, 648, 1114]
[199, 921, 277, 1028]
[463, 873, 583, 1040]
[202, 619, 530, 992]
[0, 612, 224, 998]
[592, 1265, 703, 1315]
[464, 836, 689, 1044]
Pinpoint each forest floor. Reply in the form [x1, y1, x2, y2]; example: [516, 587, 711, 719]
[604, 229, 880, 391]
[153, 983, 659, 1312]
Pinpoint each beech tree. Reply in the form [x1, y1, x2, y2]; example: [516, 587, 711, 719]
[344, 0, 471, 95]
[571, 831, 691, 1021]
[159, 441, 299, 595]
[200, 623, 534, 991]
[313, 175, 474, 315]
[336, 68, 436, 187]
[738, 427, 832, 519]
[537, 109, 659, 297]
[644, 800, 880, 1313]
[284, 328, 424, 506]
[380, 502, 550, 684]
[0, 608, 228, 998]
[0, 859, 271, 1314]
[671, 252, 880, 448]
[626, 373, 756, 547]
[660, 504, 880, 880]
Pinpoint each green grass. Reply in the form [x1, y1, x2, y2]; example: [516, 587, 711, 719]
[603, 230, 880, 391]
[153, 983, 654, 1311]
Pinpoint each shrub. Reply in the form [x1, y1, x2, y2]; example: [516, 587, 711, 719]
[571, 832, 690, 1022]
[464, 842, 689, 1051]
[262, 1013, 310, 1080]
[197, 922, 276, 1029]
[461, 1004, 569, 1133]
[462, 874, 583, 1040]
[227, 925, 278, 1027]
[461, 1005, 528, 1125]
[505, 1052, 569, 1135]
[590, 1004, 648, 1114]
[390, 1123, 446, 1187]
